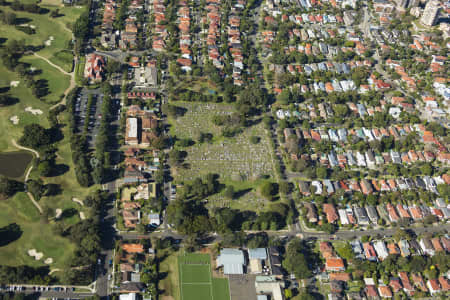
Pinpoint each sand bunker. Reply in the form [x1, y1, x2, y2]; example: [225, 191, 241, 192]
[25, 107, 43, 115]
[27, 249, 43, 260]
[44, 36, 54, 46]
[55, 208, 62, 219]
[44, 258, 53, 264]
[72, 197, 84, 206]
[79, 211, 86, 220]
[10, 116, 19, 125]
[10, 81, 19, 87]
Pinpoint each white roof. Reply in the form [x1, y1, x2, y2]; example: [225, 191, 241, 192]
[120, 293, 137, 300]
[127, 118, 138, 138]
[217, 249, 245, 275]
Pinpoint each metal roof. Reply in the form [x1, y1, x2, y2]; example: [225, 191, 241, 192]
[248, 248, 267, 260]
[217, 248, 245, 275]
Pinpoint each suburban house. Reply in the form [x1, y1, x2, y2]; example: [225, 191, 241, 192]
[325, 258, 345, 272]
[84, 54, 106, 83]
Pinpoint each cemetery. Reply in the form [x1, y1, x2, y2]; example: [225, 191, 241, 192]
[169, 102, 277, 211]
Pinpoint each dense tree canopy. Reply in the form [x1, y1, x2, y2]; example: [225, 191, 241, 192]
[19, 124, 52, 149]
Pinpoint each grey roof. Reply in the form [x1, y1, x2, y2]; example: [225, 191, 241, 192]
[131, 272, 141, 283]
[257, 296, 268, 300]
[217, 248, 245, 275]
[224, 263, 243, 275]
[248, 248, 267, 260]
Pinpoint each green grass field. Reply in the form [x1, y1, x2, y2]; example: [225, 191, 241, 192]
[178, 253, 230, 300]
[0, 192, 76, 270]
[0, 5, 83, 70]
[21, 55, 70, 103]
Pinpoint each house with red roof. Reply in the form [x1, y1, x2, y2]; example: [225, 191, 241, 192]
[427, 279, 441, 295]
[398, 271, 414, 295]
[325, 258, 345, 272]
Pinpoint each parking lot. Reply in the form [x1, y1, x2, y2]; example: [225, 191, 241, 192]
[228, 274, 257, 300]
[74, 88, 120, 148]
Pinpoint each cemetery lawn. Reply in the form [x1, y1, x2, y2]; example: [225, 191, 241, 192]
[168, 102, 277, 212]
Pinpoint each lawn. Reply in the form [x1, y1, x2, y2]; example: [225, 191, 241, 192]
[50, 50, 74, 73]
[0, 5, 84, 69]
[212, 278, 230, 300]
[0, 192, 76, 270]
[35, 109, 100, 215]
[206, 179, 274, 213]
[0, 63, 51, 152]
[177, 253, 230, 300]
[21, 55, 70, 104]
[159, 250, 181, 300]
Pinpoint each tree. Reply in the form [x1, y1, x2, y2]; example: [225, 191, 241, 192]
[283, 238, 313, 279]
[250, 136, 260, 144]
[1, 12, 17, 25]
[335, 242, 355, 261]
[49, 9, 59, 18]
[316, 167, 328, 179]
[224, 186, 235, 199]
[38, 160, 52, 177]
[0, 175, 23, 198]
[297, 291, 315, 300]
[26, 179, 45, 201]
[19, 124, 51, 149]
[278, 181, 292, 195]
[260, 181, 277, 200]
[393, 229, 412, 242]
[420, 163, 433, 176]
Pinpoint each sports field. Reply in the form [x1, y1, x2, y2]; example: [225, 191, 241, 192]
[178, 253, 230, 300]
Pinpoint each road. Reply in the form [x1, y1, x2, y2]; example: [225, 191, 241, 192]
[119, 222, 450, 243]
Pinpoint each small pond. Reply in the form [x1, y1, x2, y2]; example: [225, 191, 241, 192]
[0, 151, 33, 178]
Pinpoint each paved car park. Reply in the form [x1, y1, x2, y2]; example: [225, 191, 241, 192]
[74, 88, 104, 148]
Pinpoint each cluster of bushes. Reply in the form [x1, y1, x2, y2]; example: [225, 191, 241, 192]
[18, 123, 62, 177]
[56, 190, 107, 284]
[0, 175, 23, 199]
[0, 265, 53, 285]
[10, 1, 44, 14]
[174, 89, 224, 103]
[92, 85, 116, 184]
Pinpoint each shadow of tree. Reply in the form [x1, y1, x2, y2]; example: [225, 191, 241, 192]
[61, 208, 78, 219]
[0, 223, 22, 247]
